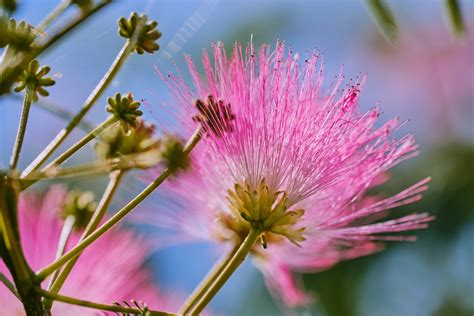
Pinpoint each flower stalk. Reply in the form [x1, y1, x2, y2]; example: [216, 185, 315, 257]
[45, 170, 125, 309]
[188, 228, 262, 315]
[36, 288, 175, 315]
[9, 88, 34, 170]
[21, 16, 145, 178]
[46, 214, 75, 290]
[35, 127, 202, 282]
[179, 244, 240, 314]
[36, 0, 72, 33]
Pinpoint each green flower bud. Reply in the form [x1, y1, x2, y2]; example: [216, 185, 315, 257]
[106, 93, 142, 134]
[60, 190, 97, 231]
[95, 119, 161, 169]
[161, 135, 189, 172]
[14, 60, 55, 102]
[118, 12, 161, 54]
[0, 18, 35, 50]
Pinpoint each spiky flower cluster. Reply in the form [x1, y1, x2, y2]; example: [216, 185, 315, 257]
[148, 41, 433, 305]
[106, 93, 142, 134]
[118, 12, 161, 54]
[14, 60, 55, 101]
[0, 18, 35, 50]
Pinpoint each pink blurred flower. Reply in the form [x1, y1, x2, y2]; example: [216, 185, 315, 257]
[146, 41, 433, 306]
[0, 187, 171, 315]
[368, 24, 473, 138]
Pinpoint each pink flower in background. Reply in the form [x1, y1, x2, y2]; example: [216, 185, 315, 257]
[144, 41, 433, 306]
[0, 187, 171, 315]
[368, 25, 473, 138]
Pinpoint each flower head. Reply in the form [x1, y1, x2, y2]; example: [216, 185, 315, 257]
[147, 41, 433, 306]
[118, 12, 161, 55]
[14, 60, 55, 102]
[0, 187, 171, 315]
[106, 92, 143, 134]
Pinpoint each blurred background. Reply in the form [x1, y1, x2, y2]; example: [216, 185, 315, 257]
[0, 0, 473, 315]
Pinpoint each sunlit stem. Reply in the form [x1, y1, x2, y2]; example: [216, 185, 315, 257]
[188, 228, 261, 315]
[35, 127, 202, 282]
[36, 288, 175, 315]
[36, 0, 72, 32]
[0, 272, 19, 299]
[21, 17, 144, 178]
[46, 215, 75, 290]
[45, 170, 124, 309]
[20, 152, 152, 184]
[45, 116, 117, 168]
[179, 243, 240, 314]
[20, 116, 117, 190]
[9, 89, 34, 170]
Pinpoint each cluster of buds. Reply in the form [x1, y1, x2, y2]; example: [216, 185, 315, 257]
[14, 60, 55, 101]
[106, 92, 142, 134]
[118, 12, 161, 55]
[95, 119, 161, 170]
[0, 18, 35, 50]
[60, 190, 97, 231]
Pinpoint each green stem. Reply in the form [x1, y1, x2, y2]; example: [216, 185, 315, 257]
[44, 116, 117, 169]
[36, 127, 202, 281]
[21, 34, 136, 178]
[0, 272, 19, 299]
[9, 89, 34, 170]
[37, 288, 175, 315]
[36, 0, 72, 32]
[190, 228, 261, 315]
[179, 243, 240, 314]
[46, 215, 75, 290]
[21, 116, 117, 190]
[0, 176, 45, 315]
[445, 0, 465, 36]
[45, 170, 124, 309]
[19, 152, 151, 184]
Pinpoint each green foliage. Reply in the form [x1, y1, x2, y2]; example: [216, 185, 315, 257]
[118, 12, 161, 54]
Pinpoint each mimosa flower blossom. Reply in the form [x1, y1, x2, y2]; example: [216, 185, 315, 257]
[0, 187, 171, 315]
[145, 41, 433, 306]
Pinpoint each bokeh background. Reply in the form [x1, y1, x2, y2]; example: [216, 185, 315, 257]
[0, 1, 473, 315]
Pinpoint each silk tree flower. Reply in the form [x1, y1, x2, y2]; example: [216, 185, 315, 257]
[0, 187, 171, 315]
[144, 41, 433, 306]
[368, 25, 473, 138]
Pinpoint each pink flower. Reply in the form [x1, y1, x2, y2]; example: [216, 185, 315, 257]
[368, 24, 473, 138]
[0, 187, 171, 315]
[146, 41, 433, 306]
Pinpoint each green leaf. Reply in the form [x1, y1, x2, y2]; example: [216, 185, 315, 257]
[365, 0, 398, 43]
